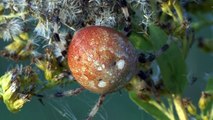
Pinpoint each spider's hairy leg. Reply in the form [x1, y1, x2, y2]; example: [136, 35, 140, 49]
[86, 94, 106, 120]
[53, 87, 85, 98]
[50, 8, 72, 66]
[138, 42, 170, 63]
[118, 0, 132, 37]
[36, 87, 85, 99]
[137, 69, 153, 80]
[52, 31, 72, 66]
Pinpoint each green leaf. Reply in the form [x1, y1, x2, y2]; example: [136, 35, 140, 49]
[185, 1, 213, 14]
[206, 77, 213, 92]
[129, 91, 170, 120]
[129, 32, 152, 51]
[149, 25, 187, 94]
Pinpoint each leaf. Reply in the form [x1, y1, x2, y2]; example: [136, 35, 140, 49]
[149, 25, 187, 94]
[185, 1, 213, 14]
[129, 32, 152, 51]
[206, 77, 213, 92]
[129, 91, 170, 120]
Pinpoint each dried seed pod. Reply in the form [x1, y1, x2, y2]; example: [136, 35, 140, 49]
[68, 26, 138, 94]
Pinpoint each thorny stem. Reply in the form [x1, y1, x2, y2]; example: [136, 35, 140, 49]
[173, 95, 188, 120]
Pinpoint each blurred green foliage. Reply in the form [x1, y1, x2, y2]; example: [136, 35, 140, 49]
[0, 0, 212, 120]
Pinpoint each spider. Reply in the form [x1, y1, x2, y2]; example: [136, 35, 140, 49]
[38, 0, 170, 120]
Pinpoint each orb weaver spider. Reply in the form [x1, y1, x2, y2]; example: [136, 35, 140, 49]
[38, 0, 170, 120]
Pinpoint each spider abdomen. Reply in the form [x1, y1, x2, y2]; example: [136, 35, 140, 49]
[68, 26, 137, 94]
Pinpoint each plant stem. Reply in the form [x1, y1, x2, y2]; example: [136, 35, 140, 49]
[173, 95, 188, 120]
[172, 0, 184, 23]
[182, 37, 189, 59]
[0, 12, 27, 19]
[149, 100, 175, 120]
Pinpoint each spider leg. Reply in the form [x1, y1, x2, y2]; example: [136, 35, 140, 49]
[36, 87, 85, 99]
[86, 94, 106, 120]
[52, 87, 85, 98]
[138, 42, 170, 63]
[137, 69, 153, 80]
[51, 9, 73, 66]
[118, 0, 132, 37]
[137, 39, 173, 97]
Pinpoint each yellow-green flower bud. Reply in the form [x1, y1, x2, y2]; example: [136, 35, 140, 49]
[198, 92, 212, 111]
[161, 3, 173, 16]
[45, 69, 54, 81]
[19, 32, 29, 41]
[202, 116, 208, 120]
[35, 59, 46, 71]
[0, 72, 13, 93]
[199, 96, 206, 110]
[187, 102, 197, 116]
[5, 37, 26, 53]
[0, 66, 38, 112]
[3, 85, 16, 101]
[12, 98, 27, 112]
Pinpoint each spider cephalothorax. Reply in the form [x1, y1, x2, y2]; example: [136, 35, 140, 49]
[68, 26, 138, 94]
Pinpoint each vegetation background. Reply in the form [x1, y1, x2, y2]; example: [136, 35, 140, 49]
[0, 0, 212, 120]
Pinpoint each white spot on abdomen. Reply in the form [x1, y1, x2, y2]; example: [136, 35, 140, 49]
[98, 80, 107, 88]
[116, 59, 125, 70]
[89, 81, 96, 89]
[97, 64, 105, 71]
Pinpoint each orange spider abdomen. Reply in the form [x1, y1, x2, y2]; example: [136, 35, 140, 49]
[68, 26, 137, 94]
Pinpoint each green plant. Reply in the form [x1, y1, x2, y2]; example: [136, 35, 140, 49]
[0, 0, 212, 120]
